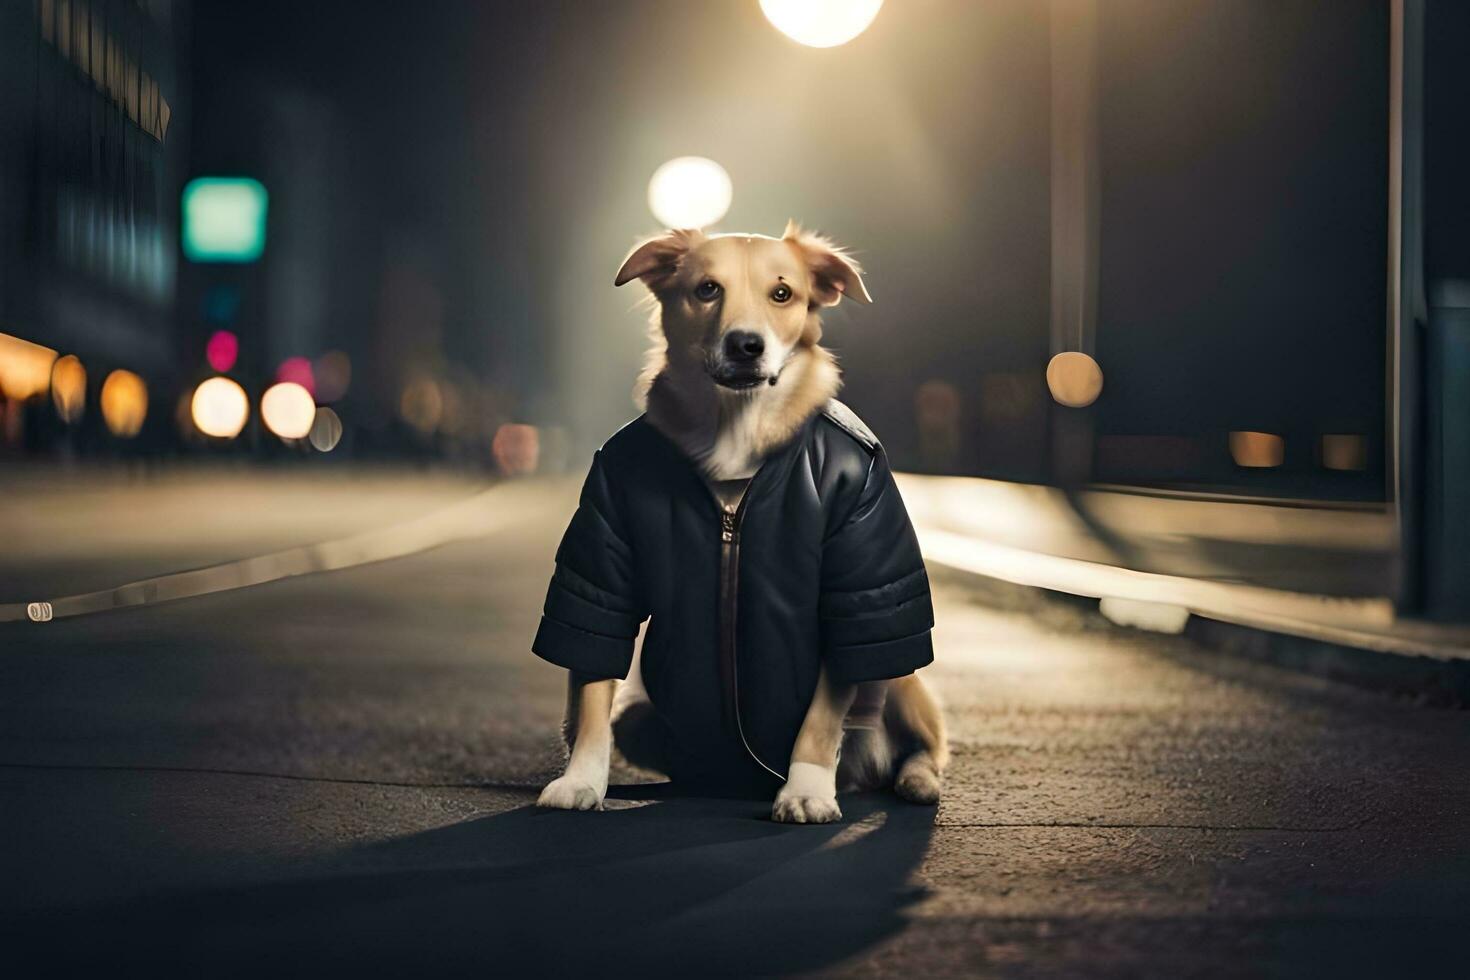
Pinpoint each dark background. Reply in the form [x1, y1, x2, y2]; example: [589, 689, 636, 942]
[0, 0, 1403, 494]
[186, 0, 1392, 494]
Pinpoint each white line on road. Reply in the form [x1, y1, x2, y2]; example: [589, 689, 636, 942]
[0, 480, 548, 624]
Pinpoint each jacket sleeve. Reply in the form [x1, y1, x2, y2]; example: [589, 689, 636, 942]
[531, 451, 646, 679]
[820, 450, 935, 684]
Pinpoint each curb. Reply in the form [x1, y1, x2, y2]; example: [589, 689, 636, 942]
[928, 562, 1470, 709]
[1185, 616, 1470, 708]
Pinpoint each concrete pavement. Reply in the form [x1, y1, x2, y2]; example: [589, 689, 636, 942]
[1, 471, 1467, 976]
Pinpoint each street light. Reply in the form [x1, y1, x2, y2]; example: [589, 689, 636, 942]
[647, 156, 732, 229]
[760, 0, 884, 48]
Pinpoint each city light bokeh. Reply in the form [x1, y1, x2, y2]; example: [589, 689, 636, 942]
[1045, 352, 1104, 409]
[275, 357, 316, 398]
[50, 355, 86, 423]
[1229, 431, 1285, 469]
[492, 423, 540, 475]
[0, 333, 58, 402]
[308, 406, 343, 452]
[191, 377, 250, 439]
[100, 370, 148, 438]
[260, 382, 316, 440]
[206, 330, 239, 373]
[314, 351, 351, 403]
[181, 177, 269, 263]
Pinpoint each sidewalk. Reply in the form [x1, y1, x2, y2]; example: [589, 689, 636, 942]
[0, 464, 491, 603]
[900, 473, 1470, 703]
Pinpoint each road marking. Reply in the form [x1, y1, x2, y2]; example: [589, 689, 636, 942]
[0, 480, 554, 624]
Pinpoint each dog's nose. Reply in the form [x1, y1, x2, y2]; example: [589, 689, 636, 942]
[724, 331, 765, 362]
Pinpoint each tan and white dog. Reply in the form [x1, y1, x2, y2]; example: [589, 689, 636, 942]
[538, 222, 947, 823]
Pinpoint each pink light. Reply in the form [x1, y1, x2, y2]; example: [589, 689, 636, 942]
[275, 356, 315, 397]
[205, 331, 239, 373]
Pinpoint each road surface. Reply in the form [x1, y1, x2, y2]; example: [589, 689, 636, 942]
[1, 470, 1466, 976]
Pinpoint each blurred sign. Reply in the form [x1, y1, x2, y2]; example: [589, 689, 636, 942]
[181, 178, 269, 263]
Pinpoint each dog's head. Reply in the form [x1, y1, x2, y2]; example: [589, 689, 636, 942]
[615, 221, 870, 391]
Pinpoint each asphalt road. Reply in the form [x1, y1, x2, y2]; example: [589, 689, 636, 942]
[1, 470, 1467, 977]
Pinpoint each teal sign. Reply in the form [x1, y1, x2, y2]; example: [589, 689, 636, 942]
[181, 177, 268, 263]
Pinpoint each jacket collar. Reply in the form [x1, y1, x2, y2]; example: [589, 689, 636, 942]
[638, 410, 818, 514]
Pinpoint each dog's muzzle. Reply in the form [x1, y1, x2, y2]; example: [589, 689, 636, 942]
[707, 365, 774, 390]
[706, 331, 775, 389]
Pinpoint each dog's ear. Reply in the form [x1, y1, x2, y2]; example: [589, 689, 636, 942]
[615, 229, 703, 291]
[783, 220, 872, 306]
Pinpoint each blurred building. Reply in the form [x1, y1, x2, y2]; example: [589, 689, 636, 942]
[1420, 0, 1470, 618]
[0, 0, 189, 451]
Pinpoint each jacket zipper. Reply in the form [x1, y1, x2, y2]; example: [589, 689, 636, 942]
[714, 487, 785, 782]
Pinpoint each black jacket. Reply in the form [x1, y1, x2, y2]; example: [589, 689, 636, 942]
[532, 400, 934, 788]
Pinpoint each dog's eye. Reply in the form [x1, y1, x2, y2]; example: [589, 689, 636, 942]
[771, 284, 793, 304]
[695, 280, 722, 302]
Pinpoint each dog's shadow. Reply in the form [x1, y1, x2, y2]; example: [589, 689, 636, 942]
[35, 785, 936, 976]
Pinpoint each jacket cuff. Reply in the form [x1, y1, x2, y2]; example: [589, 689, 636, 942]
[532, 616, 633, 679]
[544, 578, 642, 639]
[824, 630, 934, 684]
[820, 592, 934, 648]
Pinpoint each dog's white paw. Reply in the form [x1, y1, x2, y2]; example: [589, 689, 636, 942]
[774, 760, 841, 823]
[772, 792, 842, 824]
[894, 753, 942, 805]
[537, 775, 604, 811]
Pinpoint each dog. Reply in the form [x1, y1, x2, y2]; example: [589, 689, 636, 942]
[536, 222, 947, 823]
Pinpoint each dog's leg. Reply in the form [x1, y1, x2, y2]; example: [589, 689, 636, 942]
[886, 672, 948, 805]
[608, 643, 674, 775]
[772, 665, 855, 824]
[537, 671, 615, 810]
[837, 681, 896, 792]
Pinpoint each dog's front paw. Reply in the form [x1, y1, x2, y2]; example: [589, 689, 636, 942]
[537, 775, 604, 811]
[772, 791, 842, 824]
[774, 760, 841, 823]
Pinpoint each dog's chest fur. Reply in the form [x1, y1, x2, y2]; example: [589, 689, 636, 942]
[705, 395, 771, 480]
[641, 344, 842, 482]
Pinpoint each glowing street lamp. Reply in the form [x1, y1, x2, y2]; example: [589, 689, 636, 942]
[760, 0, 884, 48]
[647, 156, 732, 229]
